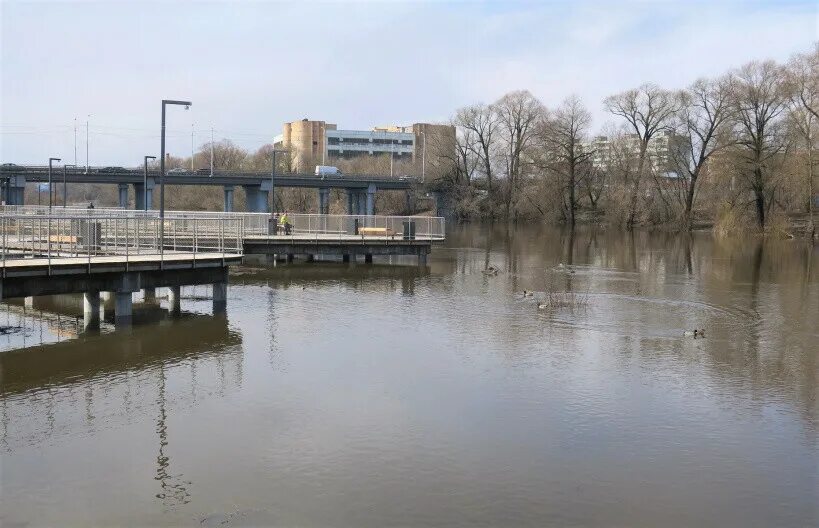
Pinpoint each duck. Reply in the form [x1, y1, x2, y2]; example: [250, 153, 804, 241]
[683, 329, 705, 338]
[522, 290, 534, 297]
[483, 265, 499, 275]
[537, 303, 549, 310]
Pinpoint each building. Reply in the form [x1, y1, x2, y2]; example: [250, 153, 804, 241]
[581, 130, 689, 175]
[275, 119, 455, 174]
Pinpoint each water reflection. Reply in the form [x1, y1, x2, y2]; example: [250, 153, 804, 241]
[1, 224, 817, 527]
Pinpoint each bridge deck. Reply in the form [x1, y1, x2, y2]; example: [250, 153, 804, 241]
[1, 252, 241, 278]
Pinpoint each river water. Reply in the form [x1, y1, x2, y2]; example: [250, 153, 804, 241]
[1, 225, 817, 527]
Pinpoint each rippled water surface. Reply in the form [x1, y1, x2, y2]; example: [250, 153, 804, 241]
[1, 225, 817, 527]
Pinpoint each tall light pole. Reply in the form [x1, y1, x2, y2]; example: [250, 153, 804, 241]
[144, 155, 156, 211]
[160, 100, 191, 223]
[420, 130, 426, 182]
[48, 157, 61, 212]
[191, 123, 195, 171]
[270, 148, 288, 212]
[62, 164, 75, 208]
[210, 126, 214, 177]
[321, 122, 326, 165]
[73, 118, 78, 167]
[85, 114, 90, 173]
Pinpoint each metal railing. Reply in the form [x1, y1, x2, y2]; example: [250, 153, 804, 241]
[0, 212, 243, 276]
[0, 206, 446, 241]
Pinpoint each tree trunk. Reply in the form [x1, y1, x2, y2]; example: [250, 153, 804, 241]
[683, 173, 698, 230]
[568, 163, 576, 228]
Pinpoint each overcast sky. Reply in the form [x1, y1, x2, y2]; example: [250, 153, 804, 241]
[1, 0, 817, 166]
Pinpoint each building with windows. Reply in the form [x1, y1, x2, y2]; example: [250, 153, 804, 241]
[581, 130, 689, 175]
[275, 119, 455, 174]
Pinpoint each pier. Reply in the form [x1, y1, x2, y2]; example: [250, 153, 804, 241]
[1, 207, 445, 328]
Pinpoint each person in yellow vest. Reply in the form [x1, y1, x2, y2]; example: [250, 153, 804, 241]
[279, 211, 292, 235]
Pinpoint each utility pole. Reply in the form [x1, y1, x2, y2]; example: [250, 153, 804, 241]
[73, 117, 78, 167]
[85, 114, 90, 173]
[210, 127, 214, 177]
[191, 123, 195, 171]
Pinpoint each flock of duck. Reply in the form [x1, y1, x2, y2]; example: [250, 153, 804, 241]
[482, 264, 706, 338]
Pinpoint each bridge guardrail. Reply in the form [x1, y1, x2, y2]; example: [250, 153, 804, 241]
[0, 212, 242, 276]
[0, 206, 446, 241]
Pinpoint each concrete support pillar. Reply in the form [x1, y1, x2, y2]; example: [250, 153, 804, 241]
[243, 185, 270, 213]
[366, 183, 376, 216]
[168, 286, 181, 314]
[342, 254, 351, 263]
[364, 253, 373, 264]
[143, 288, 156, 302]
[24, 296, 34, 309]
[357, 192, 367, 217]
[405, 190, 415, 214]
[318, 188, 330, 215]
[419, 249, 428, 266]
[224, 186, 235, 212]
[114, 292, 133, 326]
[306, 254, 315, 263]
[347, 191, 355, 215]
[286, 254, 294, 263]
[83, 291, 100, 328]
[212, 282, 227, 313]
[118, 184, 129, 209]
[7, 175, 26, 205]
[134, 179, 154, 210]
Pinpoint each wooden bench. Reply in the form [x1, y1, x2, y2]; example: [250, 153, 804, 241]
[358, 227, 395, 236]
[48, 235, 79, 244]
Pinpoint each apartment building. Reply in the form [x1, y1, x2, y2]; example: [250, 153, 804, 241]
[275, 119, 455, 173]
[581, 130, 689, 175]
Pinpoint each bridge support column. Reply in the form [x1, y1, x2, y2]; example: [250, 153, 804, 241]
[243, 184, 270, 213]
[318, 188, 330, 215]
[83, 291, 100, 328]
[357, 192, 366, 216]
[212, 282, 227, 313]
[143, 288, 156, 302]
[24, 296, 35, 309]
[366, 184, 376, 216]
[347, 191, 355, 215]
[134, 178, 154, 210]
[224, 186, 234, 212]
[118, 184, 129, 209]
[168, 286, 181, 315]
[365, 253, 373, 264]
[7, 176, 26, 205]
[114, 292, 132, 327]
[418, 248, 429, 267]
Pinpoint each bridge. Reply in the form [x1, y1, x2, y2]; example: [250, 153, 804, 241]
[0, 206, 445, 329]
[0, 165, 438, 215]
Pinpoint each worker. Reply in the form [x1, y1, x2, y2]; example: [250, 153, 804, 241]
[279, 211, 292, 235]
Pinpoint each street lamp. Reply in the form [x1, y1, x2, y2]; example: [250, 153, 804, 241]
[270, 148, 288, 212]
[62, 164, 76, 208]
[419, 130, 426, 183]
[159, 99, 191, 220]
[144, 155, 156, 211]
[48, 157, 61, 211]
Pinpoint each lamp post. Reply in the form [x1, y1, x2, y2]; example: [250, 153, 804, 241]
[62, 164, 76, 208]
[270, 148, 288, 212]
[85, 114, 90, 173]
[144, 155, 156, 211]
[419, 131, 426, 183]
[160, 100, 191, 263]
[48, 157, 61, 212]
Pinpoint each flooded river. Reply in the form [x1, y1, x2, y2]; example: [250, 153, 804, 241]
[1, 225, 817, 527]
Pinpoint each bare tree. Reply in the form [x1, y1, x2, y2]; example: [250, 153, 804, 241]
[673, 76, 736, 229]
[605, 83, 680, 227]
[494, 90, 544, 218]
[541, 95, 592, 227]
[787, 44, 818, 237]
[730, 60, 790, 229]
[455, 103, 498, 192]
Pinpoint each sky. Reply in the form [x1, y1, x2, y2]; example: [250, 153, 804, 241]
[1, 0, 817, 166]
